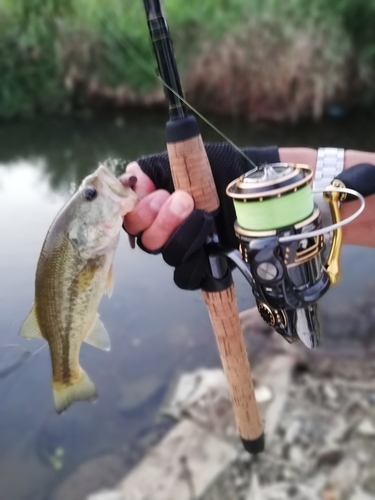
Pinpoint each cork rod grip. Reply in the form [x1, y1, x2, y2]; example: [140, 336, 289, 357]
[166, 132, 264, 452]
[203, 286, 264, 443]
[167, 135, 219, 213]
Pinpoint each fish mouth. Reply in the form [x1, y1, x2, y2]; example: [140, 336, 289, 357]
[97, 165, 128, 197]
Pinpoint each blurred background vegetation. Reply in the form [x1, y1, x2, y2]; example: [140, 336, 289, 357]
[0, 0, 375, 122]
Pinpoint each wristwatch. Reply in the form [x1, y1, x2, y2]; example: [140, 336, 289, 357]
[313, 147, 345, 228]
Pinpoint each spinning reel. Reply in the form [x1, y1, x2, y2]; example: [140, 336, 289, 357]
[226, 162, 365, 348]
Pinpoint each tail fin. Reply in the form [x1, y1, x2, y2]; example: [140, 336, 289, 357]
[53, 369, 97, 413]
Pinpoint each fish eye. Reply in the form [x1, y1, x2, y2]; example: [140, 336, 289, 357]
[83, 187, 97, 201]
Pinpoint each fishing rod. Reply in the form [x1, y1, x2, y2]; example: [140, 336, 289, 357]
[140, 0, 375, 455]
[142, 0, 264, 453]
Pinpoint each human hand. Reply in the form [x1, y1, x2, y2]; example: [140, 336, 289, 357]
[120, 162, 194, 251]
[119, 145, 375, 293]
[120, 144, 280, 253]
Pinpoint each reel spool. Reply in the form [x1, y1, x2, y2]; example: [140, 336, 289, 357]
[226, 162, 342, 348]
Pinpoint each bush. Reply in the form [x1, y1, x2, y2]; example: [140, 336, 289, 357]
[182, 4, 354, 121]
[0, 0, 374, 120]
[0, 0, 73, 117]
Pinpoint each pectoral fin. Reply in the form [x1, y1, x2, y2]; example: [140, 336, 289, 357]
[19, 305, 44, 340]
[84, 316, 111, 351]
[105, 265, 114, 297]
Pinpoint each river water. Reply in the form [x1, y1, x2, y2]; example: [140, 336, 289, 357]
[0, 111, 375, 499]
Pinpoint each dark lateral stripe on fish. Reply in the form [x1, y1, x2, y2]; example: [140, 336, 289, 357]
[61, 265, 79, 384]
[60, 257, 103, 384]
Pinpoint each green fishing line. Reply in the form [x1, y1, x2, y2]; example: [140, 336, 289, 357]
[234, 185, 314, 231]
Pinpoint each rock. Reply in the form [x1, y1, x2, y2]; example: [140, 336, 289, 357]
[118, 419, 237, 500]
[297, 484, 323, 500]
[284, 419, 301, 445]
[52, 454, 127, 500]
[162, 368, 234, 436]
[316, 446, 344, 467]
[323, 384, 338, 401]
[87, 491, 121, 500]
[325, 416, 351, 444]
[163, 369, 230, 418]
[238, 450, 252, 464]
[262, 356, 295, 441]
[351, 487, 375, 500]
[262, 482, 289, 500]
[363, 472, 375, 495]
[234, 475, 247, 490]
[245, 474, 264, 500]
[329, 458, 359, 498]
[355, 449, 373, 465]
[356, 418, 375, 437]
[254, 385, 273, 404]
[289, 445, 305, 466]
[281, 468, 297, 481]
[322, 488, 339, 500]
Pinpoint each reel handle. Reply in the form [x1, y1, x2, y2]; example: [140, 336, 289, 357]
[166, 116, 264, 453]
[323, 162, 375, 282]
[335, 163, 375, 201]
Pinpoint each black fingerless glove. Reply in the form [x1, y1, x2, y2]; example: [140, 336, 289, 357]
[136, 142, 280, 289]
[138, 143, 279, 249]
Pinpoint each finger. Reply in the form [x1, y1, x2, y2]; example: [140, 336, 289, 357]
[119, 162, 156, 199]
[121, 175, 138, 188]
[124, 190, 170, 235]
[141, 190, 194, 251]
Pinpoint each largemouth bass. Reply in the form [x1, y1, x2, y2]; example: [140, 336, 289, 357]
[20, 165, 137, 413]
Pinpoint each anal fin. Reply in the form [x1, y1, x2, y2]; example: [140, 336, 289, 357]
[105, 265, 114, 298]
[84, 316, 111, 351]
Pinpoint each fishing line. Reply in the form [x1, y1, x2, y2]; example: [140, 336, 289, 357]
[32, 342, 48, 356]
[100, 16, 259, 171]
[233, 185, 314, 231]
[0, 342, 47, 356]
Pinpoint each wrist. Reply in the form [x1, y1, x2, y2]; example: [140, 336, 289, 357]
[279, 148, 318, 174]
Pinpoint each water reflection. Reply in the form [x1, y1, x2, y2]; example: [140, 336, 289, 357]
[0, 140, 217, 500]
[0, 113, 375, 500]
